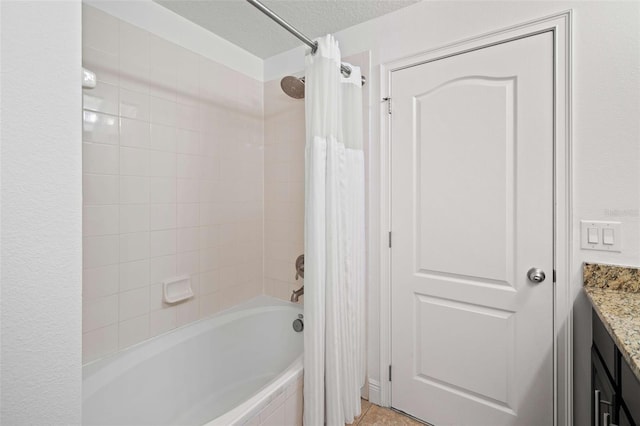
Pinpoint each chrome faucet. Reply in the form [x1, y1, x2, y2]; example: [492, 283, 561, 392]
[291, 254, 304, 302]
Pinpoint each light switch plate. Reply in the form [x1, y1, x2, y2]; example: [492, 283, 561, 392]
[581, 220, 622, 252]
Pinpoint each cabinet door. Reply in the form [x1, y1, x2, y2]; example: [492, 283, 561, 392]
[619, 405, 635, 426]
[593, 310, 617, 379]
[621, 359, 640, 424]
[593, 348, 617, 426]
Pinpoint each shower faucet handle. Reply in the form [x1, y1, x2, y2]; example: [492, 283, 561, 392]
[295, 254, 304, 280]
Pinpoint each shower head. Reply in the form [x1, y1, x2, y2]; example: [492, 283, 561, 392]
[280, 76, 305, 99]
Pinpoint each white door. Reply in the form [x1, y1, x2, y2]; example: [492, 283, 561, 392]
[390, 32, 554, 426]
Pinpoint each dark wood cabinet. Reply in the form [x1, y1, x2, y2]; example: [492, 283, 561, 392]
[593, 346, 617, 425]
[592, 310, 639, 426]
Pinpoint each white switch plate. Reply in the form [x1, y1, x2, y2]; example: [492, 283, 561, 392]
[580, 220, 622, 252]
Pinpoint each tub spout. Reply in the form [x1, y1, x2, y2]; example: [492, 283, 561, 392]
[291, 286, 304, 303]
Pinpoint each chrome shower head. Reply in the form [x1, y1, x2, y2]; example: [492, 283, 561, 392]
[280, 76, 305, 99]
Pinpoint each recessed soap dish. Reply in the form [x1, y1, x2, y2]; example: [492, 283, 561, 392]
[163, 275, 194, 304]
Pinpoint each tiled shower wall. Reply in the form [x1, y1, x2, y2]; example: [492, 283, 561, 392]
[263, 80, 306, 300]
[263, 53, 370, 301]
[82, 6, 264, 363]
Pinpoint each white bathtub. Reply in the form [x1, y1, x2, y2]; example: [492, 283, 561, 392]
[83, 296, 304, 425]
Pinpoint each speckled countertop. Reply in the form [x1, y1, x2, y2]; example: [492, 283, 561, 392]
[584, 263, 640, 381]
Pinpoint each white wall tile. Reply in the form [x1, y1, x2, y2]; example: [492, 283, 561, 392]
[199, 156, 219, 180]
[176, 48, 200, 103]
[120, 176, 149, 204]
[119, 287, 150, 321]
[149, 283, 165, 311]
[283, 389, 304, 426]
[148, 150, 176, 177]
[84, 174, 119, 205]
[199, 203, 215, 226]
[84, 235, 119, 268]
[150, 124, 177, 152]
[83, 265, 119, 300]
[244, 415, 260, 426]
[177, 250, 199, 276]
[177, 179, 199, 203]
[119, 232, 149, 262]
[83, 205, 118, 236]
[199, 269, 218, 295]
[176, 129, 200, 154]
[149, 177, 176, 203]
[199, 225, 218, 249]
[82, 6, 119, 55]
[119, 259, 149, 292]
[119, 204, 149, 233]
[176, 154, 200, 178]
[118, 314, 149, 349]
[200, 134, 218, 158]
[120, 147, 149, 176]
[149, 229, 176, 258]
[83, 325, 118, 364]
[149, 255, 177, 285]
[260, 395, 286, 426]
[119, 88, 150, 121]
[198, 291, 218, 318]
[84, 81, 119, 115]
[150, 96, 176, 126]
[120, 117, 150, 148]
[150, 203, 176, 230]
[119, 21, 150, 93]
[176, 299, 199, 327]
[83, 45, 119, 85]
[83, 110, 119, 145]
[83, 142, 119, 175]
[208, 180, 229, 203]
[177, 203, 199, 228]
[83, 294, 118, 333]
[177, 227, 200, 253]
[176, 104, 199, 131]
[199, 247, 219, 272]
[149, 307, 176, 337]
[149, 35, 178, 101]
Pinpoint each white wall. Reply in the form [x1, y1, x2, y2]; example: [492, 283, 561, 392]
[0, 1, 83, 423]
[265, 2, 640, 424]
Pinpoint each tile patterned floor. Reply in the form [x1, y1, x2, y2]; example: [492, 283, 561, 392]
[347, 399, 427, 425]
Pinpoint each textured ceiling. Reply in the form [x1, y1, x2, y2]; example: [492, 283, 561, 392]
[154, 0, 420, 58]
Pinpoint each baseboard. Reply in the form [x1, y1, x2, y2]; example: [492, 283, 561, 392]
[368, 379, 381, 406]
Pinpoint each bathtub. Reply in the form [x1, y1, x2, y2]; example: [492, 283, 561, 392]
[83, 296, 304, 425]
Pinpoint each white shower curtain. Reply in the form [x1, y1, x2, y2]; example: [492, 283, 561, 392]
[304, 35, 366, 426]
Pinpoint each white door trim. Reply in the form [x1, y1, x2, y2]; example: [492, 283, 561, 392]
[377, 11, 572, 426]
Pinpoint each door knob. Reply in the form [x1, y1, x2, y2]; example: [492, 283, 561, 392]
[527, 268, 546, 283]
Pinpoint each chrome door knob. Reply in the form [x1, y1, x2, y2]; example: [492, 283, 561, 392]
[527, 268, 546, 283]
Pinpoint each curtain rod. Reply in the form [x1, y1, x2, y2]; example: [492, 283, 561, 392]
[245, 0, 366, 85]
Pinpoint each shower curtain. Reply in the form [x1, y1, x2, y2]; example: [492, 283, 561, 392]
[304, 35, 365, 426]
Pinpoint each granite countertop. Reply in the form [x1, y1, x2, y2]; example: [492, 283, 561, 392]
[584, 263, 640, 381]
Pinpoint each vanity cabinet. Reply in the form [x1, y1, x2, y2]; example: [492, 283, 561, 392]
[592, 310, 640, 426]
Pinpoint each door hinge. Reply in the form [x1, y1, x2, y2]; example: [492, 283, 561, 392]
[388, 231, 392, 248]
[553, 269, 556, 283]
[389, 365, 392, 381]
[383, 97, 391, 114]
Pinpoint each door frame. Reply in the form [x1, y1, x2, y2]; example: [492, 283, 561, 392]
[377, 11, 572, 426]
